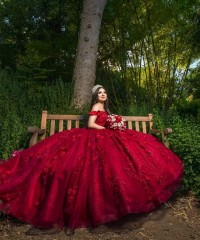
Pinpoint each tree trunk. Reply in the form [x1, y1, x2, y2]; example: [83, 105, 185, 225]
[73, 0, 107, 107]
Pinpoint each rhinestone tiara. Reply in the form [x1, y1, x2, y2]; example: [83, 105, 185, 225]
[91, 85, 103, 94]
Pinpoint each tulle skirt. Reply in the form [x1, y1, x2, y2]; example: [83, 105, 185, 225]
[0, 128, 183, 229]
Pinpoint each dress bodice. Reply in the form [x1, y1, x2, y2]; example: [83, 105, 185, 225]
[88, 111, 108, 127]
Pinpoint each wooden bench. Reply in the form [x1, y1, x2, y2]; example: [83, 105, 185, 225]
[28, 110, 172, 148]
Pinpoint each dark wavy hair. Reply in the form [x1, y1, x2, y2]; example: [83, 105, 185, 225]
[90, 86, 111, 114]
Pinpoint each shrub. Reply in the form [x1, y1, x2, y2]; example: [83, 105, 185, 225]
[0, 70, 74, 159]
[166, 113, 200, 197]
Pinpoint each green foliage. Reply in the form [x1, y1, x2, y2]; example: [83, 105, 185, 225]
[178, 99, 200, 117]
[0, 70, 75, 159]
[1, 0, 200, 111]
[98, 0, 200, 110]
[165, 112, 200, 197]
[0, 0, 81, 80]
[173, 64, 200, 118]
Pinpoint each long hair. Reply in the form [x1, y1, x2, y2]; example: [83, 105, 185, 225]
[90, 86, 111, 114]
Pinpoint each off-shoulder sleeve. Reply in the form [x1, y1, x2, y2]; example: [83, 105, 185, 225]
[88, 111, 101, 116]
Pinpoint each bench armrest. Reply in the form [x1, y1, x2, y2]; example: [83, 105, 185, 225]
[150, 128, 173, 148]
[28, 127, 45, 147]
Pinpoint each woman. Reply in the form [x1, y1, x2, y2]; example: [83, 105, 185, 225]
[0, 85, 183, 235]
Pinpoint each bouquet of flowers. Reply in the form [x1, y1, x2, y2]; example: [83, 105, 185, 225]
[105, 114, 126, 131]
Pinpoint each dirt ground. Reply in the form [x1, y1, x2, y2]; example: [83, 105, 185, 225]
[0, 194, 199, 240]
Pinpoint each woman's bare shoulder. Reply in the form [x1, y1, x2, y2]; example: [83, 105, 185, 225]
[91, 103, 100, 111]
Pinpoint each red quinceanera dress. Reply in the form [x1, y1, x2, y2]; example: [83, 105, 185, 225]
[0, 111, 183, 229]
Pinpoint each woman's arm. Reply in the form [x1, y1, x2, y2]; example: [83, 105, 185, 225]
[88, 115, 105, 129]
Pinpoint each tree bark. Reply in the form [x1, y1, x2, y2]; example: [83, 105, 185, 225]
[73, 0, 107, 107]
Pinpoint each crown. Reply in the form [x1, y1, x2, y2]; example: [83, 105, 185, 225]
[91, 85, 103, 94]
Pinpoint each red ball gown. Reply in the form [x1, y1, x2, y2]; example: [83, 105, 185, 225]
[0, 111, 183, 229]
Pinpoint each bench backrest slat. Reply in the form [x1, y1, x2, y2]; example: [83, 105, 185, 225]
[50, 120, 55, 136]
[142, 121, 147, 133]
[67, 120, 72, 130]
[75, 120, 79, 128]
[59, 120, 64, 132]
[135, 121, 139, 131]
[40, 111, 153, 139]
[128, 121, 132, 129]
